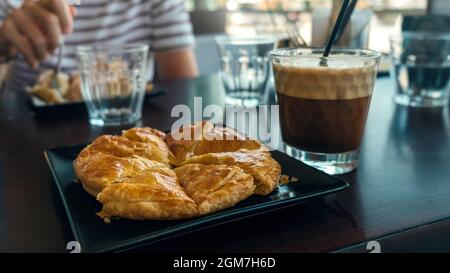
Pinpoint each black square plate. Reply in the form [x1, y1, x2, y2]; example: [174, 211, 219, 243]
[45, 145, 349, 252]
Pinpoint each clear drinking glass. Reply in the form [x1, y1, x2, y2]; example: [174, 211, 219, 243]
[77, 44, 149, 126]
[390, 32, 450, 108]
[216, 36, 276, 107]
[271, 48, 381, 175]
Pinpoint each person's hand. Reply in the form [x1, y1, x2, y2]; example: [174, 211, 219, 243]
[0, 0, 76, 69]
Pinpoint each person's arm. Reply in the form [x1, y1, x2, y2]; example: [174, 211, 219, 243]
[150, 0, 198, 80]
[155, 49, 198, 81]
[0, 0, 74, 68]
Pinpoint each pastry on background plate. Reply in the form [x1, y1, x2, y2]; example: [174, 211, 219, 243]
[28, 70, 82, 104]
[29, 85, 65, 104]
[29, 68, 155, 105]
[66, 74, 82, 102]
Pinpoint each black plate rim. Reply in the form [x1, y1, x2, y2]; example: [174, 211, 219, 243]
[45, 145, 349, 253]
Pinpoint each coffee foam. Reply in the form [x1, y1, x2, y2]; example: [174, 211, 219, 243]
[273, 64, 376, 100]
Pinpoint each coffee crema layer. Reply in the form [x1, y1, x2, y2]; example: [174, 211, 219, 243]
[273, 64, 376, 100]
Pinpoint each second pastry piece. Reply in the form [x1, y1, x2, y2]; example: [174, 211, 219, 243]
[74, 153, 166, 197]
[166, 121, 262, 166]
[174, 164, 255, 215]
[122, 127, 175, 165]
[181, 149, 281, 196]
[79, 128, 173, 167]
[97, 167, 198, 221]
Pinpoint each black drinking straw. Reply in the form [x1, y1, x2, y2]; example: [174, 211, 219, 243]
[334, 0, 358, 45]
[321, 0, 351, 65]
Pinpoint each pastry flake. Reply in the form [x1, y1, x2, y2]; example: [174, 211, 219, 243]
[73, 152, 166, 197]
[122, 127, 175, 165]
[78, 134, 172, 167]
[175, 164, 255, 215]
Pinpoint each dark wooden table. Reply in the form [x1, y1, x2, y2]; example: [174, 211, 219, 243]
[1, 74, 450, 253]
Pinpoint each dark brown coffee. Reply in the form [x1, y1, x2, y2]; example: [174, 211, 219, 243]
[273, 63, 376, 154]
[278, 94, 372, 153]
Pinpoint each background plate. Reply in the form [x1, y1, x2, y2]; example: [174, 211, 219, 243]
[29, 84, 167, 117]
[45, 144, 349, 253]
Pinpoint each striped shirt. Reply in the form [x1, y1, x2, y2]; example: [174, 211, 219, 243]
[0, 0, 195, 90]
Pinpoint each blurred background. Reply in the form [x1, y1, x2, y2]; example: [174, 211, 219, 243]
[188, 0, 428, 51]
[187, 0, 448, 75]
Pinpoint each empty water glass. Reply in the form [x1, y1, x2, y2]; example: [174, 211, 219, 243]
[77, 44, 149, 126]
[216, 36, 276, 107]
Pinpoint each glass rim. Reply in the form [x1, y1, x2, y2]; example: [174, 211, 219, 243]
[76, 43, 149, 54]
[389, 31, 450, 41]
[270, 47, 382, 60]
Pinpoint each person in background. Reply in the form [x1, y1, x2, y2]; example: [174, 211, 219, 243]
[0, 0, 199, 90]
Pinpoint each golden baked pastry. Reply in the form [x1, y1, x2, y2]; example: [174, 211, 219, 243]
[97, 169, 198, 220]
[165, 121, 204, 165]
[29, 70, 81, 104]
[166, 121, 262, 166]
[175, 164, 255, 215]
[122, 127, 175, 165]
[73, 123, 283, 222]
[36, 70, 70, 97]
[66, 74, 82, 102]
[181, 149, 281, 196]
[29, 86, 64, 104]
[29, 66, 156, 105]
[74, 153, 166, 197]
[78, 132, 172, 167]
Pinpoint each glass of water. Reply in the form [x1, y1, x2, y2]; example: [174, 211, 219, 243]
[77, 44, 149, 126]
[390, 32, 450, 108]
[216, 36, 276, 107]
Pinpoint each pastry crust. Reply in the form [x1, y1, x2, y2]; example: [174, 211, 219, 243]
[122, 127, 175, 165]
[97, 170, 198, 220]
[165, 121, 208, 165]
[66, 74, 82, 102]
[166, 121, 262, 166]
[36, 70, 70, 97]
[181, 149, 281, 196]
[78, 133, 172, 166]
[29, 86, 65, 104]
[73, 153, 166, 197]
[175, 164, 255, 215]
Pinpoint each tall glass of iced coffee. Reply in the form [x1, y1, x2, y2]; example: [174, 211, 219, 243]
[271, 48, 381, 174]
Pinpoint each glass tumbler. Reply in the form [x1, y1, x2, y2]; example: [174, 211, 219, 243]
[390, 32, 450, 108]
[216, 36, 276, 107]
[77, 44, 149, 127]
[271, 48, 381, 175]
